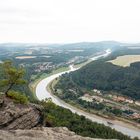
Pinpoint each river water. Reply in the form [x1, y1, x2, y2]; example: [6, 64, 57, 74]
[36, 49, 140, 138]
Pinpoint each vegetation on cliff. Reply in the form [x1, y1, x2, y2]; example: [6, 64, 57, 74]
[0, 61, 29, 103]
[40, 100, 139, 140]
[0, 60, 139, 140]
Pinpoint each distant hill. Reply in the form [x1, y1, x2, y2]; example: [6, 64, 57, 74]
[0, 41, 122, 49]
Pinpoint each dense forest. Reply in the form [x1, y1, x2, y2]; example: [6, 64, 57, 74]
[40, 100, 138, 140]
[0, 43, 112, 99]
[56, 58, 140, 100]
[0, 60, 138, 140]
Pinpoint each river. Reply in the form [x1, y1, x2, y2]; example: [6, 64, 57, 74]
[36, 49, 140, 138]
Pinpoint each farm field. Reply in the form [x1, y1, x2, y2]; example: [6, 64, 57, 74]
[108, 55, 140, 67]
[15, 56, 37, 59]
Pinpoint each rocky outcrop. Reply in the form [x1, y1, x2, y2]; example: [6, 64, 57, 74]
[0, 96, 43, 130]
[0, 96, 118, 140]
[0, 127, 117, 140]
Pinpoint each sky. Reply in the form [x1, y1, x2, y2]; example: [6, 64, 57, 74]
[0, 0, 140, 43]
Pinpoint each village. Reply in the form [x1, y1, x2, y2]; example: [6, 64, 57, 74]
[79, 89, 140, 120]
[34, 62, 55, 73]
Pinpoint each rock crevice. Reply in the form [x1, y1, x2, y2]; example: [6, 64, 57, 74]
[0, 97, 42, 130]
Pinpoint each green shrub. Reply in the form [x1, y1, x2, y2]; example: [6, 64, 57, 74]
[8, 90, 28, 104]
[40, 101, 133, 140]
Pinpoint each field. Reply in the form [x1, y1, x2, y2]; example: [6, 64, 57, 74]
[108, 55, 140, 67]
[15, 56, 37, 59]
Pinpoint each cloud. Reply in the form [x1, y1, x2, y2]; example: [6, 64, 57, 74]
[0, 0, 140, 43]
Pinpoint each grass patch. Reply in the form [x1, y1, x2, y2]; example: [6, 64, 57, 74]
[108, 55, 140, 67]
[8, 90, 29, 104]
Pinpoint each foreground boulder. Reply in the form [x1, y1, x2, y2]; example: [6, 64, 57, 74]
[0, 96, 118, 140]
[0, 127, 117, 140]
[0, 96, 43, 129]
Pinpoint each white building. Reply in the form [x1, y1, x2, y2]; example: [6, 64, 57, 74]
[135, 101, 140, 106]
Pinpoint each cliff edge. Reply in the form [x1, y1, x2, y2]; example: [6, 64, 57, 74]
[0, 96, 43, 130]
[0, 127, 117, 140]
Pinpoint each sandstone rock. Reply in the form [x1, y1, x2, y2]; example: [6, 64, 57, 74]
[0, 96, 118, 140]
[0, 96, 43, 130]
[0, 127, 118, 140]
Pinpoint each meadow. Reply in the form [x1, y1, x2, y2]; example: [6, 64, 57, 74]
[108, 55, 140, 67]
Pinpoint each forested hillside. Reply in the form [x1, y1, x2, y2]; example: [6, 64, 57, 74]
[40, 100, 136, 140]
[0, 61, 137, 140]
[57, 59, 140, 100]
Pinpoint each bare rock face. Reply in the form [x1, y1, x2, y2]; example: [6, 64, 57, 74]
[0, 127, 117, 140]
[0, 97, 117, 140]
[0, 96, 43, 130]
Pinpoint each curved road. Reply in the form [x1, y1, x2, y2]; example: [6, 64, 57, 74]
[36, 49, 140, 138]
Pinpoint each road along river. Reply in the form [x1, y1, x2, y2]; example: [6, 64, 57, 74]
[36, 49, 140, 138]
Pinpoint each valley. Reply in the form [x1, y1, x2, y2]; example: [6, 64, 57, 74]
[1, 1, 140, 139]
[1, 42, 140, 140]
[35, 50, 140, 138]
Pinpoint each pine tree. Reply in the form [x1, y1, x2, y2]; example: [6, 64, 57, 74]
[0, 61, 26, 96]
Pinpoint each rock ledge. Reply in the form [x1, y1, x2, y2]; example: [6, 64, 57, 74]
[0, 127, 117, 140]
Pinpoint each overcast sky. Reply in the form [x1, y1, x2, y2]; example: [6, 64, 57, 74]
[0, 0, 140, 43]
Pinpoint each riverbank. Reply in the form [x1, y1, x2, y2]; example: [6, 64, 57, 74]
[29, 66, 70, 98]
[32, 49, 111, 96]
[35, 49, 140, 138]
[49, 77, 140, 130]
[46, 77, 140, 138]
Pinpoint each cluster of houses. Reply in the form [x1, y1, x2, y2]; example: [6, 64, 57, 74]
[93, 89, 102, 95]
[80, 89, 140, 120]
[107, 94, 140, 106]
[34, 62, 55, 72]
[80, 93, 140, 119]
[112, 95, 134, 103]
[130, 112, 140, 119]
[92, 88, 140, 107]
[121, 107, 140, 119]
[135, 101, 140, 106]
[79, 94, 103, 103]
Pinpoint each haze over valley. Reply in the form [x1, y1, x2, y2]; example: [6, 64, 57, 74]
[0, 0, 140, 140]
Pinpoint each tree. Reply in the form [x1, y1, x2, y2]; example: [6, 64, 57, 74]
[0, 61, 26, 96]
